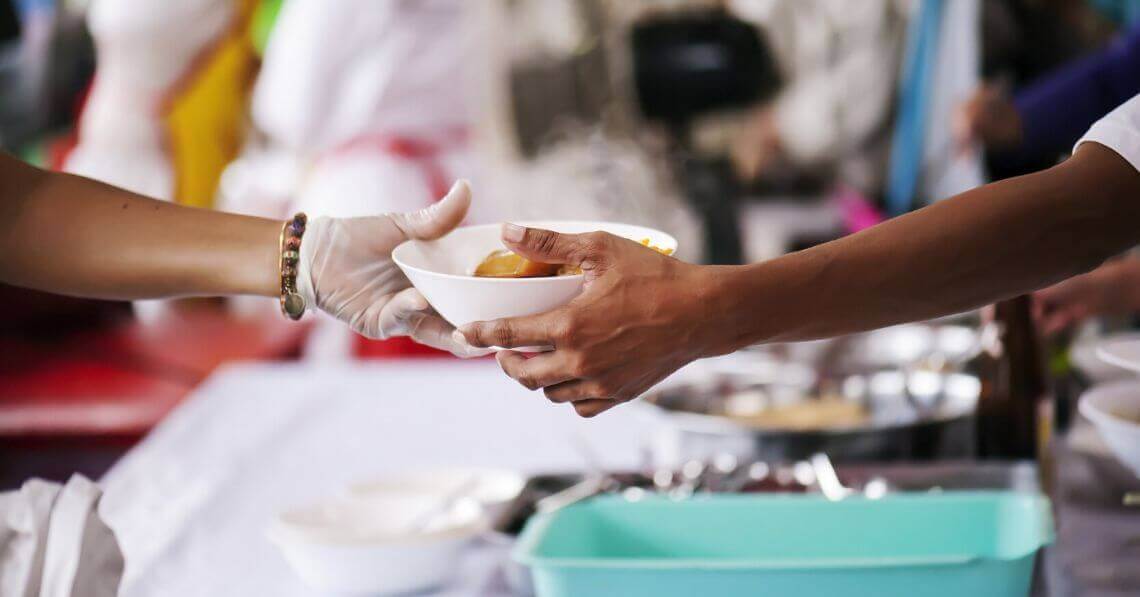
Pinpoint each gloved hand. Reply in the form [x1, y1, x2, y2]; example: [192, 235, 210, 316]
[297, 180, 489, 357]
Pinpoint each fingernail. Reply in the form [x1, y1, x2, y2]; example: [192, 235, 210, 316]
[452, 329, 469, 345]
[503, 223, 525, 243]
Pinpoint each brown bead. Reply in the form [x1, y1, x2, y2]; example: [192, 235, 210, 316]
[283, 293, 306, 320]
[285, 236, 301, 250]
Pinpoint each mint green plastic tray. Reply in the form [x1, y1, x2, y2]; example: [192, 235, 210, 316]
[514, 491, 1053, 597]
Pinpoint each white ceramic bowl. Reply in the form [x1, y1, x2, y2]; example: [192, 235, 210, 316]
[347, 467, 525, 523]
[1079, 380, 1140, 477]
[392, 221, 678, 328]
[269, 495, 486, 595]
[1095, 333, 1140, 376]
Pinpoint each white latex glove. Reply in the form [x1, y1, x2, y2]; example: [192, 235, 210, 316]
[297, 180, 489, 357]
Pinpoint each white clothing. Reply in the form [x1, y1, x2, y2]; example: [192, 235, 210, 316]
[735, 0, 908, 193]
[65, 0, 236, 199]
[219, 0, 494, 223]
[1075, 92, 1140, 173]
[0, 476, 123, 597]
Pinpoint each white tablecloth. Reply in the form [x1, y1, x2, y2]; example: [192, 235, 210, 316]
[99, 360, 667, 596]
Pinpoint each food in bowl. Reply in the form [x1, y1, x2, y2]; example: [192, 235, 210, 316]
[473, 239, 675, 278]
[728, 397, 869, 430]
[473, 249, 562, 278]
[391, 221, 677, 328]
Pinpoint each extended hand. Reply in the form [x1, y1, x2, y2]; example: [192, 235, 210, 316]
[953, 83, 1023, 152]
[298, 181, 489, 357]
[1033, 257, 1140, 336]
[460, 225, 727, 416]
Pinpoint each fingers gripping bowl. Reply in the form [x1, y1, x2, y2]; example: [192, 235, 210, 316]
[392, 221, 678, 328]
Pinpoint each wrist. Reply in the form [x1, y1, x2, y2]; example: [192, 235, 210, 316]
[223, 216, 282, 298]
[690, 263, 766, 356]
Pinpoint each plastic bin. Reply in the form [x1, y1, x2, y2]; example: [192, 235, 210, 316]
[514, 491, 1053, 597]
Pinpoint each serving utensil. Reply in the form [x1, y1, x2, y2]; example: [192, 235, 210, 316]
[404, 476, 481, 533]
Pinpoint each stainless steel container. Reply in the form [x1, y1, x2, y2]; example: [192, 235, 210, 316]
[648, 323, 983, 463]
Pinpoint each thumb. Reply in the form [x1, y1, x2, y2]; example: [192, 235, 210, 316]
[501, 224, 602, 267]
[393, 179, 472, 240]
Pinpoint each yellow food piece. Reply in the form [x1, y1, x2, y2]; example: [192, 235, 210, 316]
[473, 249, 561, 278]
[639, 238, 675, 256]
[472, 237, 674, 278]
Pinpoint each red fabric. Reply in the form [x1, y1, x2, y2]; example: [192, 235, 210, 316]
[46, 131, 80, 172]
[0, 304, 307, 437]
[354, 335, 453, 359]
[323, 128, 468, 198]
[0, 350, 190, 437]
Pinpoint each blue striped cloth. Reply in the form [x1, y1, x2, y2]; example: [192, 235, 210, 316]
[885, 0, 944, 216]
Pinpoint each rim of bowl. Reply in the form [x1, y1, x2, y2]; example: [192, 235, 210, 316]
[270, 497, 488, 547]
[1079, 383, 1140, 432]
[392, 221, 678, 283]
[346, 468, 526, 505]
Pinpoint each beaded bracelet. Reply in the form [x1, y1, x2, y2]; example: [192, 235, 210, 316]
[279, 212, 307, 320]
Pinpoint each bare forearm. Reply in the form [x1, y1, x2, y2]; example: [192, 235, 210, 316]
[0, 154, 280, 300]
[718, 143, 1140, 347]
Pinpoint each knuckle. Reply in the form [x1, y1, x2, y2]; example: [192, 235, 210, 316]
[594, 382, 618, 399]
[544, 387, 568, 403]
[517, 374, 539, 391]
[570, 355, 598, 378]
[531, 230, 559, 255]
[466, 323, 489, 346]
[493, 323, 516, 347]
[582, 232, 610, 253]
[550, 319, 575, 345]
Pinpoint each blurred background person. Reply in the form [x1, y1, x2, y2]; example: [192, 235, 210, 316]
[728, 0, 907, 199]
[64, 0, 259, 324]
[1035, 255, 1140, 335]
[215, 0, 498, 359]
[956, 16, 1140, 176]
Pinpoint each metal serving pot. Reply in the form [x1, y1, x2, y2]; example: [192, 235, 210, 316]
[647, 323, 983, 464]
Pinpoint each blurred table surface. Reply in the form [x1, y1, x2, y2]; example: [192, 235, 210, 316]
[98, 359, 1140, 597]
[99, 360, 667, 597]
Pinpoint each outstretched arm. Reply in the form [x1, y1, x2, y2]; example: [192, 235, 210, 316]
[0, 152, 280, 300]
[0, 153, 487, 356]
[721, 142, 1140, 344]
[461, 142, 1140, 416]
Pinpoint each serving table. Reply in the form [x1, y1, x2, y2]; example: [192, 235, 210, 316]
[100, 360, 665, 596]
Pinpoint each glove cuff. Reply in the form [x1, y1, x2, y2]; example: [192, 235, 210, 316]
[294, 216, 325, 315]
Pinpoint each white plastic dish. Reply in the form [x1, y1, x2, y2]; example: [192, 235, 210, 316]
[1073, 332, 1140, 383]
[269, 494, 486, 595]
[1079, 380, 1140, 477]
[347, 467, 525, 522]
[392, 221, 677, 328]
[1094, 335, 1140, 375]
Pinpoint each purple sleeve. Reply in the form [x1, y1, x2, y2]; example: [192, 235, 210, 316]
[1007, 25, 1140, 165]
